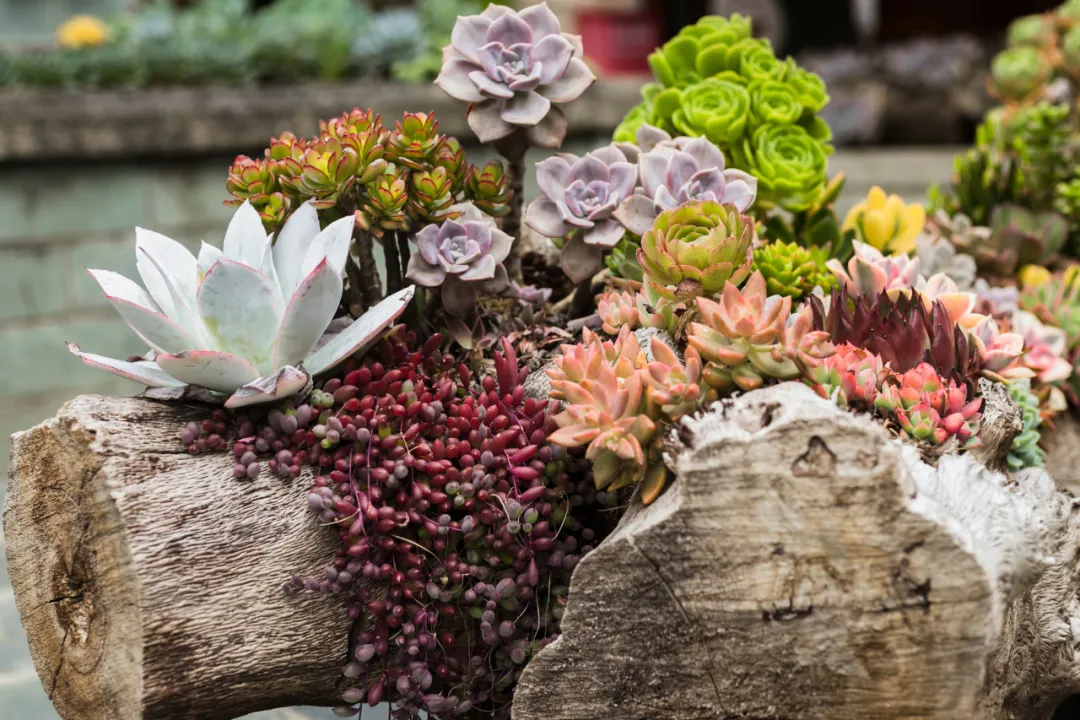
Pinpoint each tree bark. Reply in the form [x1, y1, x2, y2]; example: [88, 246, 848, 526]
[1042, 412, 1080, 496]
[513, 383, 1080, 720]
[3, 395, 349, 720]
[6, 385, 1080, 720]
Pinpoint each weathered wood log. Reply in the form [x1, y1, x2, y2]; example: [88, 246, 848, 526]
[3, 395, 350, 720]
[1043, 412, 1080, 496]
[6, 385, 1080, 720]
[513, 383, 1080, 720]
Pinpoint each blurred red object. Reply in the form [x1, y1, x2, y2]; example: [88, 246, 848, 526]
[577, 7, 662, 75]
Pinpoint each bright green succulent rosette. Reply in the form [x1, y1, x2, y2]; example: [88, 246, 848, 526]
[783, 60, 829, 114]
[669, 77, 751, 146]
[648, 14, 753, 89]
[991, 46, 1053, 100]
[736, 124, 830, 213]
[725, 38, 784, 82]
[614, 101, 650, 143]
[753, 240, 835, 299]
[748, 79, 803, 126]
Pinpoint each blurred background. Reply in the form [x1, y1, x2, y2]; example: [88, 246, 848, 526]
[0, 0, 1062, 718]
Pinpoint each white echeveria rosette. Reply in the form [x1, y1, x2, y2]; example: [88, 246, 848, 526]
[70, 200, 413, 407]
[435, 2, 596, 147]
[405, 203, 513, 317]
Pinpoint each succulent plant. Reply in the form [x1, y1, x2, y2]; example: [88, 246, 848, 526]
[916, 213, 980, 290]
[668, 77, 752, 146]
[548, 327, 657, 493]
[647, 14, 753, 88]
[733, 123, 831, 213]
[873, 363, 982, 446]
[604, 236, 645, 283]
[465, 160, 513, 217]
[1011, 309, 1073, 384]
[757, 241, 832, 298]
[826, 241, 920, 299]
[70, 201, 413, 407]
[637, 200, 755, 303]
[928, 116, 1024, 227]
[1008, 378, 1046, 470]
[687, 272, 831, 391]
[436, 2, 596, 146]
[596, 288, 643, 335]
[613, 126, 757, 236]
[1020, 268, 1080, 351]
[644, 342, 705, 423]
[988, 204, 1068, 267]
[810, 286, 980, 387]
[407, 166, 457, 225]
[405, 203, 512, 317]
[1007, 14, 1058, 48]
[56, 15, 110, 49]
[957, 314, 1030, 383]
[805, 343, 886, 408]
[991, 46, 1054, 101]
[842, 186, 926, 255]
[525, 145, 637, 248]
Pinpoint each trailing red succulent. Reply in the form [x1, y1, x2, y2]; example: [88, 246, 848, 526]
[810, 287, 981, 389]
[211, 328, 606, 719]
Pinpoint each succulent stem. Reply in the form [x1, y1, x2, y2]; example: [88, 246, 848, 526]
[353, 228, 383, 310]
[384, 231, 403, 295]
[569, 278, 595, 320]
[495, 132, 529, 283]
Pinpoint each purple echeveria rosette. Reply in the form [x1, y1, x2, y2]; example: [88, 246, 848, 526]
[436, 3, 597, 148]
[406, 203, 512, 317]
[614, 127, 758, 237]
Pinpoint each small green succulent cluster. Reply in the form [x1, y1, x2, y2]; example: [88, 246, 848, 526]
[614, 14, 832, 214]
[753, 240, 835, 299]
[930, 103, 1080, 255]
[990, 0, 1080, 106]
[1007, 379, 1046, 470]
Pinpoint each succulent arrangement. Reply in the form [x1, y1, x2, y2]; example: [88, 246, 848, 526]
[65, 5, 1080, 718]
[988, 1, 1080, 107]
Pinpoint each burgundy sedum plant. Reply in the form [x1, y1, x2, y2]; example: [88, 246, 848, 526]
[436, 2, 596, 147]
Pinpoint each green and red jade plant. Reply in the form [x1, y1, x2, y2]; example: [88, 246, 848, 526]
[60, 4, 1080, 718]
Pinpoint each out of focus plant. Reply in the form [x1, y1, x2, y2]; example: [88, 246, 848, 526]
[56, 15, 111, 49]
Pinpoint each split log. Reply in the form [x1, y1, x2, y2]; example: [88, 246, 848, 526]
[513, 383, 1080, 720]
[6, 385, 1080, 720]
[3, 395, 350, 720]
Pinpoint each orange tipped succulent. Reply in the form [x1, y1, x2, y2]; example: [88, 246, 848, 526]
[596, 288, 642, 335]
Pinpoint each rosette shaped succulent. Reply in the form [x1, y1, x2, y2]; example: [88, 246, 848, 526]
[874, 363, 982, 446]
[1011, 309, 1072, 385]
[669, 78, 752, 146]
[406, 203, 512, 317]
[644, 341, 704, 422]
[956, 314, 1030, 383]
[842, 186, 926, 255]
[916, 229, 977, 291]
[637, 200, 754, 302]
[1007, 378, 1046, 470]
[1007, 14, 1057, 48]
[647, 14, 753, 88]
[525, 145, 637, 248]
[465, 161, 513, 217]
[614, 131, 757, 236]
[436, 2, 596, 146]
[991, 46, 1053, 101]
[735, 124, 830, 213]
[596, 288, 642, 335]
[70, 202, 413, 407]
[826, 241, 920, 299]
[753, 240, 835, 299]
[806, 343, 886, 408]
[688, 271, 807, 391]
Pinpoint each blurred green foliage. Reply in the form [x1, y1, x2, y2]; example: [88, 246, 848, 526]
[2, 0, 485, 90]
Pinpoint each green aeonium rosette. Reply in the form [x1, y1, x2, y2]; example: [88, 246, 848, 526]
[668, 77, 751, 146]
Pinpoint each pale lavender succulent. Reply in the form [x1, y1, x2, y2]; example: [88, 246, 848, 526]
[524, 145, 637, 249]
[614, 126, 757, 236]
[435, 2, 596, 147]
[406, 203, 512, 317]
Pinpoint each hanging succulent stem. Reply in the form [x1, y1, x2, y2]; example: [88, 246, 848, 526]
[353, 228, 383, 309]
[494, 131, 530, 284]
[384, 231, 403, 296]
[568, 277, 596, 320]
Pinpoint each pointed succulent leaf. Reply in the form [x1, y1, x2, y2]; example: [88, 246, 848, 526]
[304, 286, 414, 375]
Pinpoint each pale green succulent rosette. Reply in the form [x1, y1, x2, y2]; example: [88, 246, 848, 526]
[748, 79, 803, 126]
[736, 124, 830, 213]
[647, 14, 753, 89]
[670, 77, 751, 146]
[1007, 14, 1056, 48]
[725, 38, 784, 83]
[991, 46, 1052, 101]
[614, 101, 649, 143]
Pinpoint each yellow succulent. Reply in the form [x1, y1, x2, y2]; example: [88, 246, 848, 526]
[842, 186, 926, 255]
[1019, 264, 1052, 288]
[56, 15, 110, 49]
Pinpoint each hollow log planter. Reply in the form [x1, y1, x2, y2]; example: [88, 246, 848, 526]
[5, 383, 1080, 719]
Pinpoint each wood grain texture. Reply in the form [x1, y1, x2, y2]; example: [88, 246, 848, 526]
[513, 383, 1080, 720]
[3, 395, 349, 720]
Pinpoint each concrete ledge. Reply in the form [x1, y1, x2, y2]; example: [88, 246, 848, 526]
[0, 79, 645, 164]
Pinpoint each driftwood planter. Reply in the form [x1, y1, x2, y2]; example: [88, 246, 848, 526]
[5, 382, 1080, 719]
